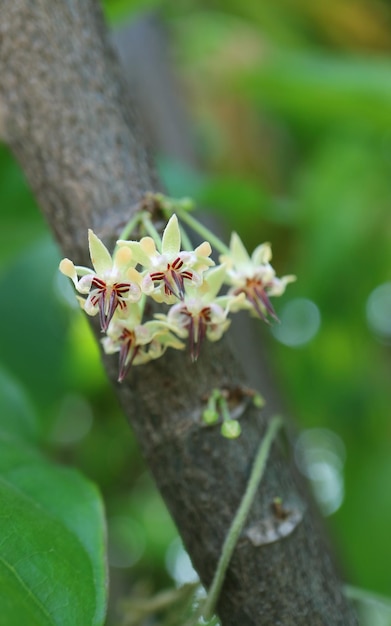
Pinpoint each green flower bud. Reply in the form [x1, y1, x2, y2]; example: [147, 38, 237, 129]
[253, 393, 265, 409]
[203, 409, 219, 425]
[179, 197, 195, 212]
[221, 420, 241, 439]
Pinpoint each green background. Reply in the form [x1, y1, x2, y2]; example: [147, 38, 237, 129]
[2, 0, 391, 623]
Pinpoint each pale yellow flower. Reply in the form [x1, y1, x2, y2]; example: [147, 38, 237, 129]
[118, 214, 214, 303]
[59, 230, 141, 331]
[220, 233, 295, 322]
[103, 304, 184, 382]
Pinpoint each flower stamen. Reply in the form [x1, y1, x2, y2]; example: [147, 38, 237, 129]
[118, 329, 140, 382]
[181, 306, 212, 361]
[90, 278, 135, 331]
[149, 257, 195, 300]
[234, 278, 279, 323]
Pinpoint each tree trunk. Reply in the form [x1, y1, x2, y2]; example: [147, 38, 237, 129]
[0, 2, 358, 624]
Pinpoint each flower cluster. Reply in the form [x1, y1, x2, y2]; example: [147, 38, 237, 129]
[60, 198, 295, 382]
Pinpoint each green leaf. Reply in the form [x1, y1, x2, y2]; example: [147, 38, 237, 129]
[241, 52, 391, 132]
[0, 237, 70, 410]
[0, 365, 38, 442]
[0, 437, 107, 626]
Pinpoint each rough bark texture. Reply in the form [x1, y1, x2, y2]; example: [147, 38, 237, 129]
[0, 2, 358, 625]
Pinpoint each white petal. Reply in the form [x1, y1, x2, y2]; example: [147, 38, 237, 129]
[166, 304, 189, 336]
[208, 302, 227, 325]
[77, 274, 94, 294]
[134, 324, 153, 345]
[84, 295, 99, 317]
[255, 263, 275, 284]
[141, 274, 155, 295]
[127, 282, 142, 303]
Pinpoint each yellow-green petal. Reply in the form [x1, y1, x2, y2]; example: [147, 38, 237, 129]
[229, 232, 251, 269]
[88, 230, 112, 275]
[162, 214, 181, 256]
[59, 258, 77, 282]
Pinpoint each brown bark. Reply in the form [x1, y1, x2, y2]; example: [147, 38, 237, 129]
[0, 2, 357, 624]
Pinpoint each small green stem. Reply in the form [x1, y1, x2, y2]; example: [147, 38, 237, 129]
[217, 395, 231, 423]
[141, 213, 163, 251]
[176, 209, 230, 256]
[207, 390, 219, 414]
[118, 194, 230, 258]
[344, 584, 391, 611]
[201, 415, 283, 621]
[179, 225, 194, 252]
[138, 293, 147, 318]
[118, 212, 143, 241]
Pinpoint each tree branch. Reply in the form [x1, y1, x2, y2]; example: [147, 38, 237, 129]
[0, 2, 357, 624]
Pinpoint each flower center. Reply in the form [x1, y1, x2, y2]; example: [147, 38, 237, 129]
[149, 257, 194, 299]
[90, 277, 132, 331]
[235, 277, 277, 322]
[118, 328, 139, 382]
[180, 306, 212, 361]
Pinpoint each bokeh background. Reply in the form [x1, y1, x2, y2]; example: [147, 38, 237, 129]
[2, 0, 391, 623]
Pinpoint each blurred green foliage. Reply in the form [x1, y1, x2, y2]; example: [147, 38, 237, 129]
[155, 0, 391, 604]
[2, 0, 391, 623]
